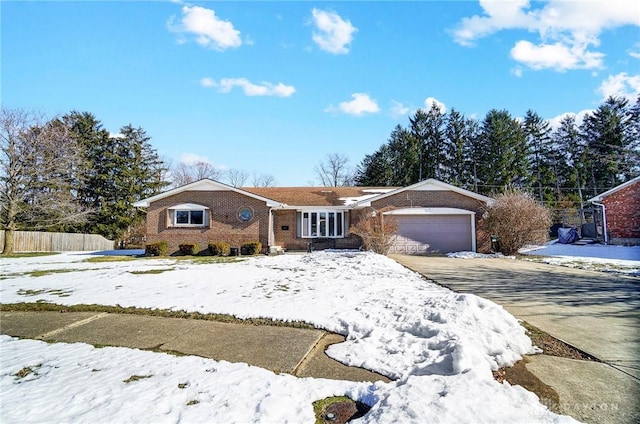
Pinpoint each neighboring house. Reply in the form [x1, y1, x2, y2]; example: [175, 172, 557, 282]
[133, 178, 493, 255]
[588, 176, 640, 246]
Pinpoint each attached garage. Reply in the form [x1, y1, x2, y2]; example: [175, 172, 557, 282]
[385, 208, 476, 254]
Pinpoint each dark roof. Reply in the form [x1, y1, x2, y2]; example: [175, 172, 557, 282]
[242, 187, 397, 207]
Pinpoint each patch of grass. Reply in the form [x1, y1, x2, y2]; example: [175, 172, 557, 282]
[186, 400, 199, 406]
[14, 366, 38, 379]
[16, 289, 46, 296]
[178, 382, 189, 389]
[0, 303, 316, 329]
[0, 252, 59, 259]
[129, 268, 175, 275]
[123, 374, 153, 384]
[25, 268, 83, 277]
[174, 256, 245, 264]
[522, 321, 599, 361]
[17, 288, 73, 297]
[83, 256, 138, 263]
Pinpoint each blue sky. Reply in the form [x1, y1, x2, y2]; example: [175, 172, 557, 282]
[3, 0, 639, 186]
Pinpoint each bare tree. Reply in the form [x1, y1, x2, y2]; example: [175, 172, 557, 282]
[251, 172, 276, 187]
[314, 153, 355, 186]
[226, 168, 249, 187]
[0, 108, 92, 255]
[171, 161, 222, 187]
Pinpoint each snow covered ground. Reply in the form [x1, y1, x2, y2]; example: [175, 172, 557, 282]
[0, 251, 577, 423]
[519, 242, 640, 276]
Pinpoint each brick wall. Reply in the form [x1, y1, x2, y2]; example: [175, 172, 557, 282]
[271, 210, 362, 251]
[146, 191, 271, 254]
[602, 181, 640, 241]
[371, 190, 491, 253]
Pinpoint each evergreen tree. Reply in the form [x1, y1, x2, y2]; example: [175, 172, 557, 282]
[552, 115, 586, 204]
[580, 96, 633, 195]
[523, 110, 554, 203]
[475, 109, 528, 195]
[386, 124, 418, 186]
[355, 146, 392, 186]
[625, 94, 640, 177]
[443, 108, 475, 189]
[409, 104, 446, 181]
[62, 112, 167, 241]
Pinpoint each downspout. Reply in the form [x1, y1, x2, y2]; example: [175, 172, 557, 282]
[470, 212, 477, 252]
[591, 201, 608, 245]
[268, 208, 274, 247]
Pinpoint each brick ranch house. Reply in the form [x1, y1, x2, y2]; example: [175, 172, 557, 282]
[133, 178, 493, 255]
[588, 176, 640, 246]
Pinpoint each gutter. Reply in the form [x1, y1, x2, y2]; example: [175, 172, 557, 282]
[591, 201, 609, 244]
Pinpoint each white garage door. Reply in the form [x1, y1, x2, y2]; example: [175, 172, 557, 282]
[390, 214, 472, 254]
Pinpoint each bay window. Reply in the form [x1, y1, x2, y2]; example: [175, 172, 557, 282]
[301, 211, 344, 238]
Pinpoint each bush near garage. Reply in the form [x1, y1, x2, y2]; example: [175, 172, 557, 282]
[145, 241, 168, 256]
[487, 191, 552, 255]
[349, 208, 398, 255]
[178, 243, 200, 256]
[208, 241, 231, 256]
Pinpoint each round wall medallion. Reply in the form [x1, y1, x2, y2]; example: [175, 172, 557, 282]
[238, 207, 254, 222]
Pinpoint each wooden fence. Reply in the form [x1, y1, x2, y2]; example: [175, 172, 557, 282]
[0, 231, 114, 253]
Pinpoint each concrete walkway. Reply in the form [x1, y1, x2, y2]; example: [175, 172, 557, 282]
[0, 311, 390, 384]
[392, 254, 640, 424]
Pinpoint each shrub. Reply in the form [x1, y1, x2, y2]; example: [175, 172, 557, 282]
[208, 241, 231, 256]
[178, 243, 200, 256]
[241, 241, 262, 255]
[145, 241, 168, 256]
[487, 191, 552, 255]
[349, 209, 398, 255]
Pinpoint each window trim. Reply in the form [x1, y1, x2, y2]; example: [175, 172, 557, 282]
[300, 210, 345, 238]
[168, 203, 209, 228]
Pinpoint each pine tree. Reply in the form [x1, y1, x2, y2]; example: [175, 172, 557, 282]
[580, 97, 633, 195]
[409, 104, 446, 181]
[552, 115, 586, 204]
[475, 109, 529, 195]
[355, 146, 392, 186]
[443, 108, 475, 189]
[62, 112, 167, 241]
[523, 110, 554, 203]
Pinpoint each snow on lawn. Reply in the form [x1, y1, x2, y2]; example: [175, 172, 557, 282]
[519, 243, 640, 276]
[0, 251, 577, 423]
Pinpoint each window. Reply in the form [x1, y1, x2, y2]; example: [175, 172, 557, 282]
[301, 211, 344, 238]
[168, 204, 209, 227]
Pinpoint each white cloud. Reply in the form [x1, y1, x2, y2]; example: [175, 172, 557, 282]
[423, 97, 447, 114]
[201, 77, 296, 97]
[511, 66, 523, 77]
[326, 93, 380, 116]
[168, 5, 242, 51]
[180, 153, 212, 165]
[597, 72, 640, 102]
[630, 43, 640, 59]
[510, 40, 604, 71]
[453, 0, 640, 71]
[311, 8, 357, 54]
[547, 109, 593, 129]
[200, 77, 215, 88]
[390, 101, 410, 118]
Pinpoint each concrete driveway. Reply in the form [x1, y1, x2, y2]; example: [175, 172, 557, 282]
[392, 255, 640, 424]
